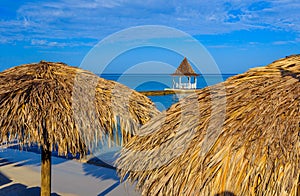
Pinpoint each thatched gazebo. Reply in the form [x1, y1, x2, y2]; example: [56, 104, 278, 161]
[116, 55, 300, 195]
[171, 57, 200, 89]
[0, 61, 159, 195]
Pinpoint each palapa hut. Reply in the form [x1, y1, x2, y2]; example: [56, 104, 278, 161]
[117, 55, 300, 195]
[171, 57, 199, 89]
[0, 61, 159, 195]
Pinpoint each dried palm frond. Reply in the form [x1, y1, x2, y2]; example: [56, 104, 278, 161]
[117, 55, 300, 196]
[0, 61, 159, 154]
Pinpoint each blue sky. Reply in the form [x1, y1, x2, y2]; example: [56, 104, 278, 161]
[0, 0, 300, 74]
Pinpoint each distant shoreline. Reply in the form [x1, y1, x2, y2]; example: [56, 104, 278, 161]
[139, 89, 198, 96]
[99, 73, 238, 76]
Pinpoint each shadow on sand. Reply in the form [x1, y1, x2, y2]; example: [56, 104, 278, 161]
[0, 147, 66, 167]
[0, 172, 59, 196]
[0, 146, 134, 195]
[0, 183, 59, 196]
[82, 160, 121, 195]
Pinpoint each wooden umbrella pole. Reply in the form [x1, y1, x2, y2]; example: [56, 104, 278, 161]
[41, 131, 52, 196]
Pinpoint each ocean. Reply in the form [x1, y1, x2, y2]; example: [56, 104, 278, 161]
[100, 74, 235, 111]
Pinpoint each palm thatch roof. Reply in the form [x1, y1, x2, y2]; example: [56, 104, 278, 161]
[116, 55, 300, 195]
[172, 57, 199, 76]
[0, 61, 159, 155]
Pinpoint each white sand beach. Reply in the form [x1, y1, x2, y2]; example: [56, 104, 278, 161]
[0, 148, 139, 196]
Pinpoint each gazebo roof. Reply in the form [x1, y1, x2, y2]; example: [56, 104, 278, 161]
[171, 57, 200, 76]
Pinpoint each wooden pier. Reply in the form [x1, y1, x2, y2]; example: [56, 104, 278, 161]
[139, 89, 198, 96]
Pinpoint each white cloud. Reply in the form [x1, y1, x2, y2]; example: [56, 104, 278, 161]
[31, 39, 65, 47]
[0, 37, 9, 44]
[207, 44, 232, 49]
[30, 39, 96, 48]
[272, 39, 300, 45]
[31, 39, 48, 45]
[0, 0, 299, 46]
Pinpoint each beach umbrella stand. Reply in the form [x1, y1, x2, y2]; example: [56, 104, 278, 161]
[0, 61, 159, 195]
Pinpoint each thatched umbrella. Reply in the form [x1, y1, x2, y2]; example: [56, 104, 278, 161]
[116, 55, 300, 195]
[0, 61, 159, 195]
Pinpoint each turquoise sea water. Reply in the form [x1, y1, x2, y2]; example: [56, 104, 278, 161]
[101, 74, 235, 111]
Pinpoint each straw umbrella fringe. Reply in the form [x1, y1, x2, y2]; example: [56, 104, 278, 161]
[116, 55, 300, 196]
[0, 61, 159, 195]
